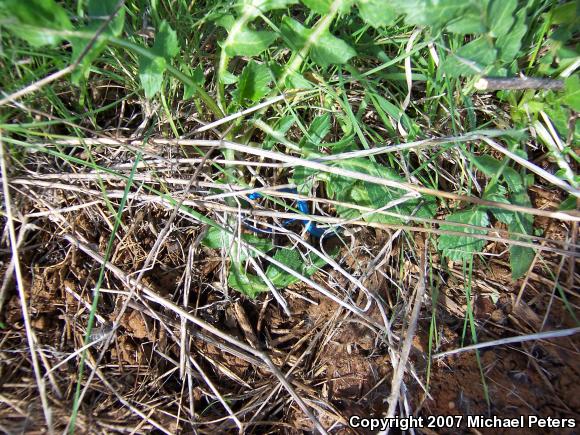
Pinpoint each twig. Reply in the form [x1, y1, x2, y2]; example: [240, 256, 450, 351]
[193, 94, 290, 134]
[475, 77, 564, 91]
[433, 327, 580, 359]
[480, 136, 580, 198]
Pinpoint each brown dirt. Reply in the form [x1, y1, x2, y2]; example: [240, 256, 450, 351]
[1, 185, 578, 434]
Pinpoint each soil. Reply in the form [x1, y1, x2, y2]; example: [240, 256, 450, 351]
[0, 193, 578, 434]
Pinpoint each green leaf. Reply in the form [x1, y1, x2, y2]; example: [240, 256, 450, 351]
[228, 248, 331, 298]
[484, 185, 514, 225]
[559, 195, 577, 211]
[395, 0, 468, 29]
[562, 75, 580, 111]
[509, 245, 535, 279]
[357, 0, 397, 28]
[439, 208, 489, 261]
[326, 159, 437, 224]
[183, 65, 205, 99]
[214, 13, 236, 30]
[138, 20, 180, 98]
[280, 16, 306, 50]
[0, 0, 72, 47]
[507, 189, 534, 279]
[472, 154, 522, 192]
[139, 56, 167, 99]
[244, 0, 297, 17]
[447, 14, 487, 34]
[264, 115, 296, 149]
[301, 0, 331, 14]
[267, 248, 329, 286]
[221, 71, 239, 84]
[301, 113, 331, 148]
[488, 0, 516, 38]
[313, 32, 357, 67]
[551, 1, 578, 25]
[280, 17, 356, 67]
[442, 37, 497, 77]
[153, 20, 180, 60]
[225, 29, 277, 56]
[71, 0, 125, 84]
[202, 226, 274, 262]
[233, 61, 273, 106]
[228, 264, 268, 298]
[496, 7, 527, 63]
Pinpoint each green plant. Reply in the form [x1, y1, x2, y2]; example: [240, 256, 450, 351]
[1, 0, 576, 292]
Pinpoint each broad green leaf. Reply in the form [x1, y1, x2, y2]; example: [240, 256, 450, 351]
[447, 14, 487, 34]
[244, 0, 297, 17]
[507, 189, 535, 279]
[285, 71, 315, 89]
[225, 29, 277, 56]
[395, 0, 468, 29]
[509, 245, 535, 279]
[221, 71, 239, 84]
[138, 20, 180, 98]
[562, 75, 580, 111]
[496, 7, 527, 63]
[228, 264, 268, 298]
[484, 184, 514, 225]
[559, 195, 577, 211]
[264, 115, 296, 150]
[233, 61, 272, 106]
[280, 16, 308, 50]
[291, 166, 318, 194]
[312, 32, 357, 67]
[551, 1, 577, 25]
[153, 20, 179, 60]
[301, 0, 332, 14]
[488, 0, 516, 38]
[0, 0, 72, 47]
[370, 94, 417, 134]
[266, 248, 329, 288]
[139, 56, 167, 99]
[202, 226, 274, 261]
[472, 155, 522, 192]
[442, 37, 497, 77]
[71, 0, 125, 84]
[357, 0, 397, 28]
[439, 208, 489, 261]
[301, 0, 352, 14]
[228, 248, 331, 297]
[214, 14, 236, 30]
[308, 114, 331, 144]
[280, 17, 356, 67]
[326, 159, 437, 224]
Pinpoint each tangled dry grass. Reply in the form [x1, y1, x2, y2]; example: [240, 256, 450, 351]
[0, 80, 578, 434]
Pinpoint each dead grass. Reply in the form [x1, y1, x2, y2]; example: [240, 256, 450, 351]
[1, 53, 579, 435]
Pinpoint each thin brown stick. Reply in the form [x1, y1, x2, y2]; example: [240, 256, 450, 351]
[475, 77, 564, 91]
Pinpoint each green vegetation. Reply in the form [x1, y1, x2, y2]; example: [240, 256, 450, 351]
[0, 0, 578, 432]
